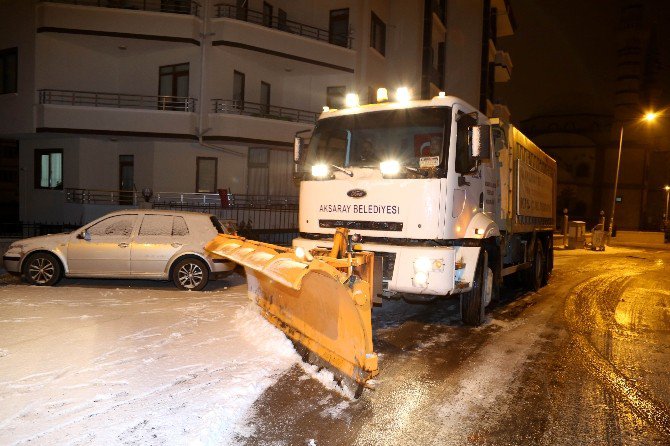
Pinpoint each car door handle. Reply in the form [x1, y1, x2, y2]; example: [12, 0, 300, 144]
[171, 243, 183, 248]
[118, 243, 129, 248]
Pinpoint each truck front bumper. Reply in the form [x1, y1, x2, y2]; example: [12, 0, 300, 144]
[293, 237, 456, 295]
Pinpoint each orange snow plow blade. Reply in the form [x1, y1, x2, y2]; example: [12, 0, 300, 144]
[204, 231, 378, 386]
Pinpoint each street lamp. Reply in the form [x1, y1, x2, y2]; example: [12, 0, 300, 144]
[664, 185, 670, 225]
[608, 111, 658, 236]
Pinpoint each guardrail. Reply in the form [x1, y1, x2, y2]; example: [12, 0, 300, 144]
[39, 89, 197, 112]
[214, 3, 352, 48]
[212, 99, 318, 124]
[40, 0, 201, 16]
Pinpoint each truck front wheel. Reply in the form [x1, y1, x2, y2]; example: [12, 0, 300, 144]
[461, 252, 491, 326]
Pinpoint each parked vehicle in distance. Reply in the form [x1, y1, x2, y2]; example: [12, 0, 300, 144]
[2, 210, 236, 291]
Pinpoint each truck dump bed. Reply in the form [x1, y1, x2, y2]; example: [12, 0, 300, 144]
[498, 123, 557, 234]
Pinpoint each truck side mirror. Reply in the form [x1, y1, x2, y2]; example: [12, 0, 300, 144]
[294, 136, 304, 165]
[470, 125, 492, 160]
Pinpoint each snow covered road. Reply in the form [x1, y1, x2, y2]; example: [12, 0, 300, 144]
[0, 275, 299, 445]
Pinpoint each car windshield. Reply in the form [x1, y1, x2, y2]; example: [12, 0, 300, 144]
[305, 107, 451, 169]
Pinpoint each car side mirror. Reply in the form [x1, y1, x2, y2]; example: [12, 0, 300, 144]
[77, 230, 91, 241]
[470, 125, 492, 160]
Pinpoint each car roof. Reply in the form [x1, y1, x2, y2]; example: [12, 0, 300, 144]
[103, 209, 214, 219]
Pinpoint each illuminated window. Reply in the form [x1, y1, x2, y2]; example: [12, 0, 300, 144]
[34, 149, 62, 190]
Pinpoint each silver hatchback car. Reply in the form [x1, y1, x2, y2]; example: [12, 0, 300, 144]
[2, 210, 235, 291]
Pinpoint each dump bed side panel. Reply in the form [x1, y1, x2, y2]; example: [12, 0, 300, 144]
[498, 125, 557, 234]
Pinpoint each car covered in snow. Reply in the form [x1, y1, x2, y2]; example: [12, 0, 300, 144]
[2, 210, 236, 291]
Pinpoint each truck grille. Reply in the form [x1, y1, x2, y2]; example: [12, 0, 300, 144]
[376, 252, 396, 280]
[319, 220, 403, 231]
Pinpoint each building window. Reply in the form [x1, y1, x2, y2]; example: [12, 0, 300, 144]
[326, 86, 346, 109]
[260, 81, 271, 115]
[236, 0, 248, 20]
[278, 8, 288, 30]
[370, 12, 386, 56]
[329, 8, 350, 48]
[34, 149, 63, 190]
[196, 157, 217, 193]
[233, 70, 245, 109]
[248, 148, 269, 195]
[263, 1, 273, 27]
[0, 47, 18, 94]
[159, 63, 189, 110]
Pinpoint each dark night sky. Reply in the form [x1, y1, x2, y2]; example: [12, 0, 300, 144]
[496, 0, 670, 124]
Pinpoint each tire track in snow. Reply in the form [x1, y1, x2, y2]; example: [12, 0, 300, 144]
[565, 271, 670, 438]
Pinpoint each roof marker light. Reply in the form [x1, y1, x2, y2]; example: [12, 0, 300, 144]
[438, 91, 446, 98]
[376, 87, 388, 103]
[322, 106, 330, 112]
[396, 87, 411, 103]
[345, 93, 359, 108]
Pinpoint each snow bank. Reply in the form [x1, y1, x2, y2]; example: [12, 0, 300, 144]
[0, 279, 299, 445]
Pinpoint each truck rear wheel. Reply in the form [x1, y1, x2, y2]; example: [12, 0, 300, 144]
[523, 241, 545, 292]
[461, 252, 487, 326]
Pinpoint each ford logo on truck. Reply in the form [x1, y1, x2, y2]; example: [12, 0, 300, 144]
[347, 189, 367, 198]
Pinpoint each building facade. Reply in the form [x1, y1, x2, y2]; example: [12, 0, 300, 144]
[0, 0, 515, 226]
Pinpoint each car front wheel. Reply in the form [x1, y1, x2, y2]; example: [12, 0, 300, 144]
[24, 252, 62, 286]
[172, 257, 209, 291]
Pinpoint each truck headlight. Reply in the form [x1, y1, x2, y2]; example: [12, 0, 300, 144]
[311, 164, 329, 178]
[413, 271, 428, 287]
[414, 257, 432, 273]
[380, 160, 401, 176]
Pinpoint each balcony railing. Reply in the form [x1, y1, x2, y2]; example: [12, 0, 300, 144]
[212, 99, 318, 124]
[39, 89, 197, 112]
[214, 3, 352, 49]
[40, 0, 201, 17]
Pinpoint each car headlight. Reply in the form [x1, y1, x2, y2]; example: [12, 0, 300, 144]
[414, 257, 432, 273]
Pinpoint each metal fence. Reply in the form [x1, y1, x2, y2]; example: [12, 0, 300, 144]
[39, 89, 197, 112]
[0, 222, 80, 238]
[63, 189, 299, 246]
[66, 188, 140, 205]
[212, 99, 318, 124]
[41, 0, 201, 16]
[214, 3, 352, 48]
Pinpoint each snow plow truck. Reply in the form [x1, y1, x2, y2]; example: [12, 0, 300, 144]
[206, 92, 556, 392]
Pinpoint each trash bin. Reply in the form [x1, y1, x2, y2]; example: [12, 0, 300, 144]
[587, 223, 606, 251]
[566, 221, 586, 250]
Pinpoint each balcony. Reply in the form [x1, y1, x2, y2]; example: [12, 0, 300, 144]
[491, 0, 516, 37]
[40, 0, 201, 16]
[37, 1, 201, 44]
[494, 51, 513, 82]
[214, 3, 350, 48]
[37, 89, 198, 136]
[208, 100, 315, 145]
[212, 99, 318, 124]
[210, 4, 355, 75]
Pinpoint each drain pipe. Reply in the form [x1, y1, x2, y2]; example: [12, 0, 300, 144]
[196, 0, 243, 157]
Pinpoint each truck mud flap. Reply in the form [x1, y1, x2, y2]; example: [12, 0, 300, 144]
[205, 235, 379, 387]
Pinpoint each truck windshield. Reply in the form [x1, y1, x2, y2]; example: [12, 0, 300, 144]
[305, 107, 451, 170]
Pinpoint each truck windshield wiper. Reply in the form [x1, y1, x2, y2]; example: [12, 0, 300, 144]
[404, 166, 429, 177]
[331, 164, 354, 177]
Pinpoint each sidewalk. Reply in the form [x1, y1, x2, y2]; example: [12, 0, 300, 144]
[553, 232, 670, 251]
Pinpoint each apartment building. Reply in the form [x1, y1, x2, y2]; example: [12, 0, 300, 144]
[0, 0, 515, 226]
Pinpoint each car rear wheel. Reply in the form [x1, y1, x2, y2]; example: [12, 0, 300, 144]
[24, 252, 62, 286]
[172, 257, 209, 291]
